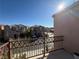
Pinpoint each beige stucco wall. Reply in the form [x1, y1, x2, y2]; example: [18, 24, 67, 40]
[54, 4, 79, 53]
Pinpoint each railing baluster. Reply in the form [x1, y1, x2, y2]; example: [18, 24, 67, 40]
[8, 42, 11, 59]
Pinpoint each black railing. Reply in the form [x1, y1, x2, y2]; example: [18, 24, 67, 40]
[53, 36, 64, 50]
[10, 37, 54, 59]
[0, 36, 64, 59]
[0, 42, 10, 59]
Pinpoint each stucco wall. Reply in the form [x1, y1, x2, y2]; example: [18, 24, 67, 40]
[54, 4, 79, 53]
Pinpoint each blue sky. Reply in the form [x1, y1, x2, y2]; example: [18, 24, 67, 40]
[0, 0, 74, 27]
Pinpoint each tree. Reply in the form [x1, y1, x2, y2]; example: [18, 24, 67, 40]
[14, 34, 18, 39]
[19, 33, 25, 38]
[25, 28, 32, 38]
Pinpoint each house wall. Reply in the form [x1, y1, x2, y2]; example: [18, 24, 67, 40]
[54, 4, 79, 53]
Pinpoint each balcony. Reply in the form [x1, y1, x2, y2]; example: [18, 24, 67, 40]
[47, 36, 79, 59]
[0, 36, 77, 59]
[0, 37, 53, 59]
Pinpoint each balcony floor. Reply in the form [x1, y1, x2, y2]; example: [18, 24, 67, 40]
[47, 49, 75, 59]
[28, 49, 79, 59]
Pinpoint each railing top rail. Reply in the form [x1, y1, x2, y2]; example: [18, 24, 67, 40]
[54, 36, 64, 37]
[0, 42, 9, 49]
[9, 37, 44, 42]
[53, 36, 64, 42]
[9, 39, 27, 42]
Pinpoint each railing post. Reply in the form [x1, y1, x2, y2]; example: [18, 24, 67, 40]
[8, 41, 11, 59]
[43, 37, 45, 57]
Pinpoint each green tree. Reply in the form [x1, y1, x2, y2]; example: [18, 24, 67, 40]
[25, 28, 32, 38]
[19, 33, 25, 38]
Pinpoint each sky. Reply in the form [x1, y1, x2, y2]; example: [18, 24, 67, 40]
[0, 0, 75, 27]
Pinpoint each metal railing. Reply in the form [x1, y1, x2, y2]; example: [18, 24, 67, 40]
[0, 36, 64, 59]
[0, 42, 10, 59]
[53, 36, 64, 50]
[0, 37, 54, 59]
[10, 37, 54, 59]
